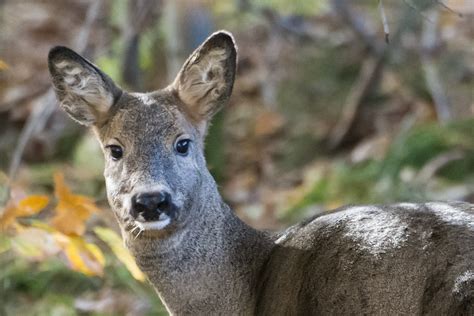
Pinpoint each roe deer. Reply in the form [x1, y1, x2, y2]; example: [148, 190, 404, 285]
[48, 31, 474, 315]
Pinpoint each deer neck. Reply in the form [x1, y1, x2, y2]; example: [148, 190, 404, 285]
[123, 190, 274, 314]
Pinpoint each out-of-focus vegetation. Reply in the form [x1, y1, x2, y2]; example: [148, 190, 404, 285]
[1, 0, 473, 314]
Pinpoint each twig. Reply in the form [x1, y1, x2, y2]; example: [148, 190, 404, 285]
[420, 8, 452, 123]
[122, 0, 159, 90]
[378, 0, 390, 44]
[328, 0, 390, 149]
[163, 0, 184, 83]
[329, 0, 413, 149]
[0, 84, 49, 113]
[328, 55, 385, 149]
[73, 0, 102, 53]
[7, 91, 57, 182]
[416, 150, 465, 183]
[7, 0, 103, 185]
[401, 0, 433, 23]
[436, 1, 463, 18]
[331, 0, 382, 55]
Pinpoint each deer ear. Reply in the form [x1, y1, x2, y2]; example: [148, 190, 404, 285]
[48, 46, 122, 126]
[172, 31, 237, 133]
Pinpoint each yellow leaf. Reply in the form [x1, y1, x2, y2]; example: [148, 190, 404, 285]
[0, 59, 8, 70]
[54, 172, 70, 198]
[64, 236, 104, 276]
[29, 220, 57, 233]
[84, 242, 106, 267]
[94, 227, 146, 281]
[51, 172, 100, 235]
[51, 210, 87, 236]
[0, 203, 16, 229]
[17, 195, 49, 217]
[0, 195, 49, 229]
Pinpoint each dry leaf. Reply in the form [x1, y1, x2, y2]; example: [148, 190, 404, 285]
[0, 59, 8, 70]
[31, 220, 106, 277]
[94, 227, 146, 281]
[51, 173, 100, 235]
[0, 195, 49, 229]
[52, 211, 89, 236]
[62, 236, 105, 276]
[254, 110, 285, 138]
[17, 195, 50, 216]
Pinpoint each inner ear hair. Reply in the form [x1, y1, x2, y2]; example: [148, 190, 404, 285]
[53, 59, 113, 112]
[173, 31, 237, 127]
[48, 46, 121, 126]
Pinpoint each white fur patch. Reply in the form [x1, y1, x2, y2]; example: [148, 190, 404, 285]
[131, 93, 155, 106]
[135, 213, 171, 231]
[395, 202, 418, 209]
[453, 270, 474, 295]
[427, 202, 474, 230]
[340, 206, 409, 257]
[275, 230, 292, 244]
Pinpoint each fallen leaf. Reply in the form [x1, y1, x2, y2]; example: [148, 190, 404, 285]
[94, 227, 146, 281]
[62, 236, 105, 276]
[51, 172, 100, 235]
[0, 59, 8, 70]
[254, 110, 285, 138]
[52, 211, 89, 236]
[0, 195, 49, 229]
[17, 195, 50, 216]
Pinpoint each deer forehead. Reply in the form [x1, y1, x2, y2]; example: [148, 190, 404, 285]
[98, 92, 195, 146]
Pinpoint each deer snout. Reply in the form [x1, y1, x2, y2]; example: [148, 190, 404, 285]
[131, 191, 172, 221]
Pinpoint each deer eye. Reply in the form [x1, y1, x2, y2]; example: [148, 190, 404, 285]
[175, 139, 191, 156]
[106, 145, 123, 161]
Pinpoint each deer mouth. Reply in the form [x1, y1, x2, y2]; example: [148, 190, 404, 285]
[134, 212, 172, 231]
[133, 207, 177, 231]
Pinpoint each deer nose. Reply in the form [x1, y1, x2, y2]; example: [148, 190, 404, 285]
[131, 191, 172, 221]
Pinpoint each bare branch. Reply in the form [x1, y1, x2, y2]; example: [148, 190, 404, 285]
[331, 0, 383, 55]
[402, 0, 433, 23]
[328, 55, 385, 149]
[436, 1, 463, 18]
[420, 8, 452, 123]
[378, 0, 390, 43]
[7, 0, 103, 184]
[417, 150, 465, 183]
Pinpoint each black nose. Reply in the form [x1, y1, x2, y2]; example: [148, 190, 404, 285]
[131, 191, 171, 221]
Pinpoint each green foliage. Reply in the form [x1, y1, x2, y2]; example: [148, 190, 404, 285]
[73, 134, 103, 168]
[285, 119, 474, 221]
[276, 44, 360, 171]
[0, 258, 98, 315]
[206, 110, 227, 183]
[0, 255, 166, 316]
[96, 55, 122, 84]
[382, 119, 474, 180]
[253, 0, 329, 15]
[286, 179, 329, 215]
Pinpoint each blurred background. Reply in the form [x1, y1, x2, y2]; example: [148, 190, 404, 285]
[0, 0, 473, 315]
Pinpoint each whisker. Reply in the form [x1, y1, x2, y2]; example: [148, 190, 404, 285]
[130, 225, 140, 234]
[135, 228, 144, 239]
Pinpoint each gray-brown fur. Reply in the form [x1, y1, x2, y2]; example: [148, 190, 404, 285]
[48, 31, 474, 315]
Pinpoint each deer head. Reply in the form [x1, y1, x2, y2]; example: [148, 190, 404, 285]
[48, 31, 237, 239]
